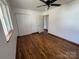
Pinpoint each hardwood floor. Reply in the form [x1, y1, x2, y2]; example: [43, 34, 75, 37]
[16, 32, 79, 59]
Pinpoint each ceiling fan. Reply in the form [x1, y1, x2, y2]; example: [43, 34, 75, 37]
[37, 0, 61, 9]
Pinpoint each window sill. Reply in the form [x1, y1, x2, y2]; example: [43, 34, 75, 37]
[6, 30, 14, 43]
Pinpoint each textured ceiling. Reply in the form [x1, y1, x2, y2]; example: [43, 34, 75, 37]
[8, 0, 74, 11]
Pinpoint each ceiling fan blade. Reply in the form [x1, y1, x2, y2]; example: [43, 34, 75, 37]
[51, 4, 61, 6]
[40, 0, 46, 3]
[37, 5, 46, 8]
[50, 0, 57, 3]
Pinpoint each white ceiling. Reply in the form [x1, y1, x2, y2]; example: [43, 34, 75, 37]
[8, 0, 74, 11]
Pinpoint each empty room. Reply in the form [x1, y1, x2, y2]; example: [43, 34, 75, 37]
[0, 0, 79, 59]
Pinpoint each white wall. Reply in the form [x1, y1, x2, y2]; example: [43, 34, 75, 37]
[14, 8, 44, 36]
[0, 0, 17, 59]
[45, 0, 79, 44]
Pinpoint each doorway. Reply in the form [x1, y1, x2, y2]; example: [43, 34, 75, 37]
[43, 15, 49, 32]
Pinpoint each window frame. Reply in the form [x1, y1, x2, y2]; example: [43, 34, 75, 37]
[0, 0, 14, 42]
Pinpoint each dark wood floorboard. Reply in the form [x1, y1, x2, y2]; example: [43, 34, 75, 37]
[16, 32, 79, 59]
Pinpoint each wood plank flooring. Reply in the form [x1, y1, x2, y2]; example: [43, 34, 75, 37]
[16, 32, 79, 59]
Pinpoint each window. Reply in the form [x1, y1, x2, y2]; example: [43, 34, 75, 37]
[0, 0, 13, 42]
